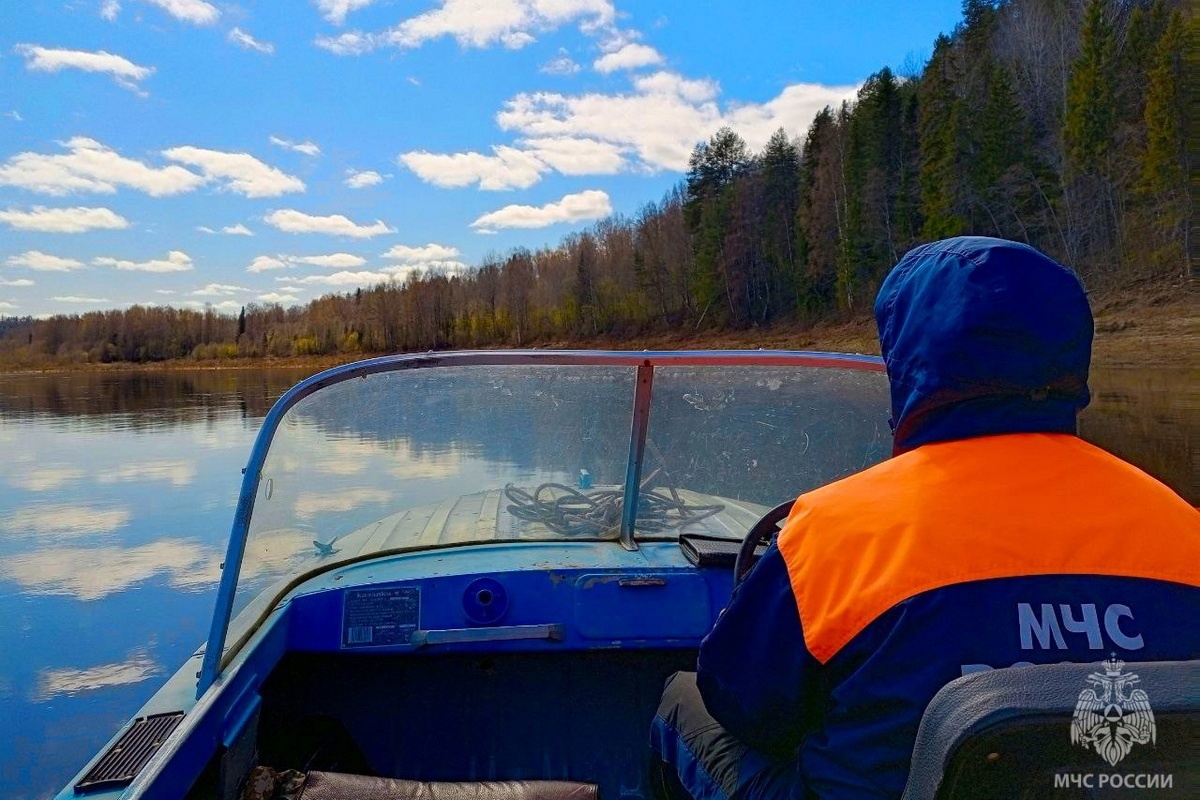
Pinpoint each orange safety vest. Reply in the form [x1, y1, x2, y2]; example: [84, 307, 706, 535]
[777, 432, 1200, 664]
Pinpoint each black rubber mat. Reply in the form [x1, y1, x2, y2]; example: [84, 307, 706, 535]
[75, 711, 185, 792]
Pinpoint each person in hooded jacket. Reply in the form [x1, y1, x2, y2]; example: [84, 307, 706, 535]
[650, 236, 1200, 799]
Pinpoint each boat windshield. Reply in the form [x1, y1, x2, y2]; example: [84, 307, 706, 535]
[205, 352, 889, 686]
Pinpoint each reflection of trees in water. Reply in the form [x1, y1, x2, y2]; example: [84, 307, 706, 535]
[648, 369, 891, 502]
[0, 369, 313, 429]
[289, 368, 893, 507]
[3, 366, 1187, 504]
[289, 368, 636, 487]
[1081, 368, 1197, 504]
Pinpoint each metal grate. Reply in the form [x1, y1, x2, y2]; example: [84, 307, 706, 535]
[75, 712, 185, 793]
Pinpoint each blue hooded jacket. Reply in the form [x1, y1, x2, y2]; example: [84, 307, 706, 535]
[659, 238, 1200, 799]
[873, 236, 1093, 452]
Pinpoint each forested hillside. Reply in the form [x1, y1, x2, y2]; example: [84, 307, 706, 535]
[0, 0, 1189, 367]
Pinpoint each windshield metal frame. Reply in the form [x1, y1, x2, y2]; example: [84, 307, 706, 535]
[198, 349, 885, 696]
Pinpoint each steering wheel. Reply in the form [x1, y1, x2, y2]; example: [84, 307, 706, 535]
[733, 499, 795, 586]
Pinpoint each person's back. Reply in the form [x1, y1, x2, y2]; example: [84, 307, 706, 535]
[653, 237, 1200, 799]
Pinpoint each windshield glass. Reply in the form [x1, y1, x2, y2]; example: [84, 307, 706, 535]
[231, 359, 890, 616]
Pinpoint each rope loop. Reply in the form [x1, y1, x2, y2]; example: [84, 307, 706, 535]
[503, 481, 723, 537]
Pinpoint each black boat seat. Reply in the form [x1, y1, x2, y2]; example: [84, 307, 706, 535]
[902, 660, 1199, 799]
[296, 774, 600, 800]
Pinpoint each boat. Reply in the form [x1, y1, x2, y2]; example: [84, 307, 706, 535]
[57, 350, 1197, 800]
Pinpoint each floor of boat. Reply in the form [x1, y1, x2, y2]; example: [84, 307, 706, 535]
[245, 649, 698, 800]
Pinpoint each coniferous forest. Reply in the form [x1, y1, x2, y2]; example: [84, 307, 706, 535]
[0, 0, 1190, 367]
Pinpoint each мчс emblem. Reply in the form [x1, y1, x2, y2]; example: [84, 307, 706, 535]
[1070, 656, 1156, 766]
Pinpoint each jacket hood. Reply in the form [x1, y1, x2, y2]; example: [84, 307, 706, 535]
[874, 237, 1093, 453]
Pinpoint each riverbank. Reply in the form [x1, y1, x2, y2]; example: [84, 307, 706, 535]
[3, 283, 1195, 374]
[564, 284, 1199, 368]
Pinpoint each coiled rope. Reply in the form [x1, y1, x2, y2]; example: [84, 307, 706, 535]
[504, 468, 724, 537]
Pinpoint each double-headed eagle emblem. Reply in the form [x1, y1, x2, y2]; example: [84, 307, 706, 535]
[1070, 656, 1156, 766]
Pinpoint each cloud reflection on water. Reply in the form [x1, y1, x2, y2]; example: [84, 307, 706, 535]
[283, 436, 466, 480]
[34, 649, 162, 701]
[96, 459, 198, 487]
[0, 539, 220, 600]
[3, 503, 131, 538]
[293, 488, 393, 519]
[386, 442, 464, 480]
[7, 466, 87, 491]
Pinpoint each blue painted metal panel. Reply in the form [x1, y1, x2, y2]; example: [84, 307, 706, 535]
[284, 565, 723, 654]
[573, 572, 711, 640]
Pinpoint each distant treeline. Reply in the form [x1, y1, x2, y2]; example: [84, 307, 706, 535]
[0, 0, 1188, 367]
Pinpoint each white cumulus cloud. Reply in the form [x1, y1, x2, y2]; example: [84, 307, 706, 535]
[314, 31, 377, 56]
[387, 0, 614, 50]
[495, 71, 857, 173]
[594, 43, 662, 74]
[139, 0, 219, 25]
[198, 223, 253, 235]
[318, 0, 615, 56]
[399, 145, 547, 191]
[0, 278, 35, 287]
[269, 136, 321, 157]
[100, 0, 121, 21]
[247, 253, 367, 271]
[248, 255, 287, 273]
[162, 146, 305, 197]
[471, 189, 611, 232]
[288, 270, 393, 287]
[53, 295, 111, 303]
[381, 243, 460, 263]
[344, 169, 383, 188]
[315, 0, 380, 25]
[0, 206, 129, 233]
[0, 139, 304, 199]
[0, 138, 204, 196]
[289, 253, 367, 268]
[400, 136, 625, 189]
[15, 44, 153, 91]
[521, 136, 626, 175]
[541, 50, 580, 75]
[190, 283, 247, 297]
[6, 251, 86, 271]
[93, 250, 193, 273]
[257, 292, 300, 304]
[228, 28, 275, 54]
[264, 209, 394, 238]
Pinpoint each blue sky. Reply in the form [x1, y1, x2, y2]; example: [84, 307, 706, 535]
[0, 0, 963, 318]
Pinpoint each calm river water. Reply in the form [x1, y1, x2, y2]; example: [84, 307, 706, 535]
[0, 364, 1194, 799]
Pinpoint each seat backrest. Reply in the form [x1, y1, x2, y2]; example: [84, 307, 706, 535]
[902, 661, 1198, 800]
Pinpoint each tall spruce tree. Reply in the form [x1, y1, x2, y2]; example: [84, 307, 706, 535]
[760, 128, 802, 319]
[1063, 0, 1116, 178]
[919, 35, 966, 239]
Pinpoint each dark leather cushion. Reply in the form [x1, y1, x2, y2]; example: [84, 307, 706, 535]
[299, 773, 599, 800]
